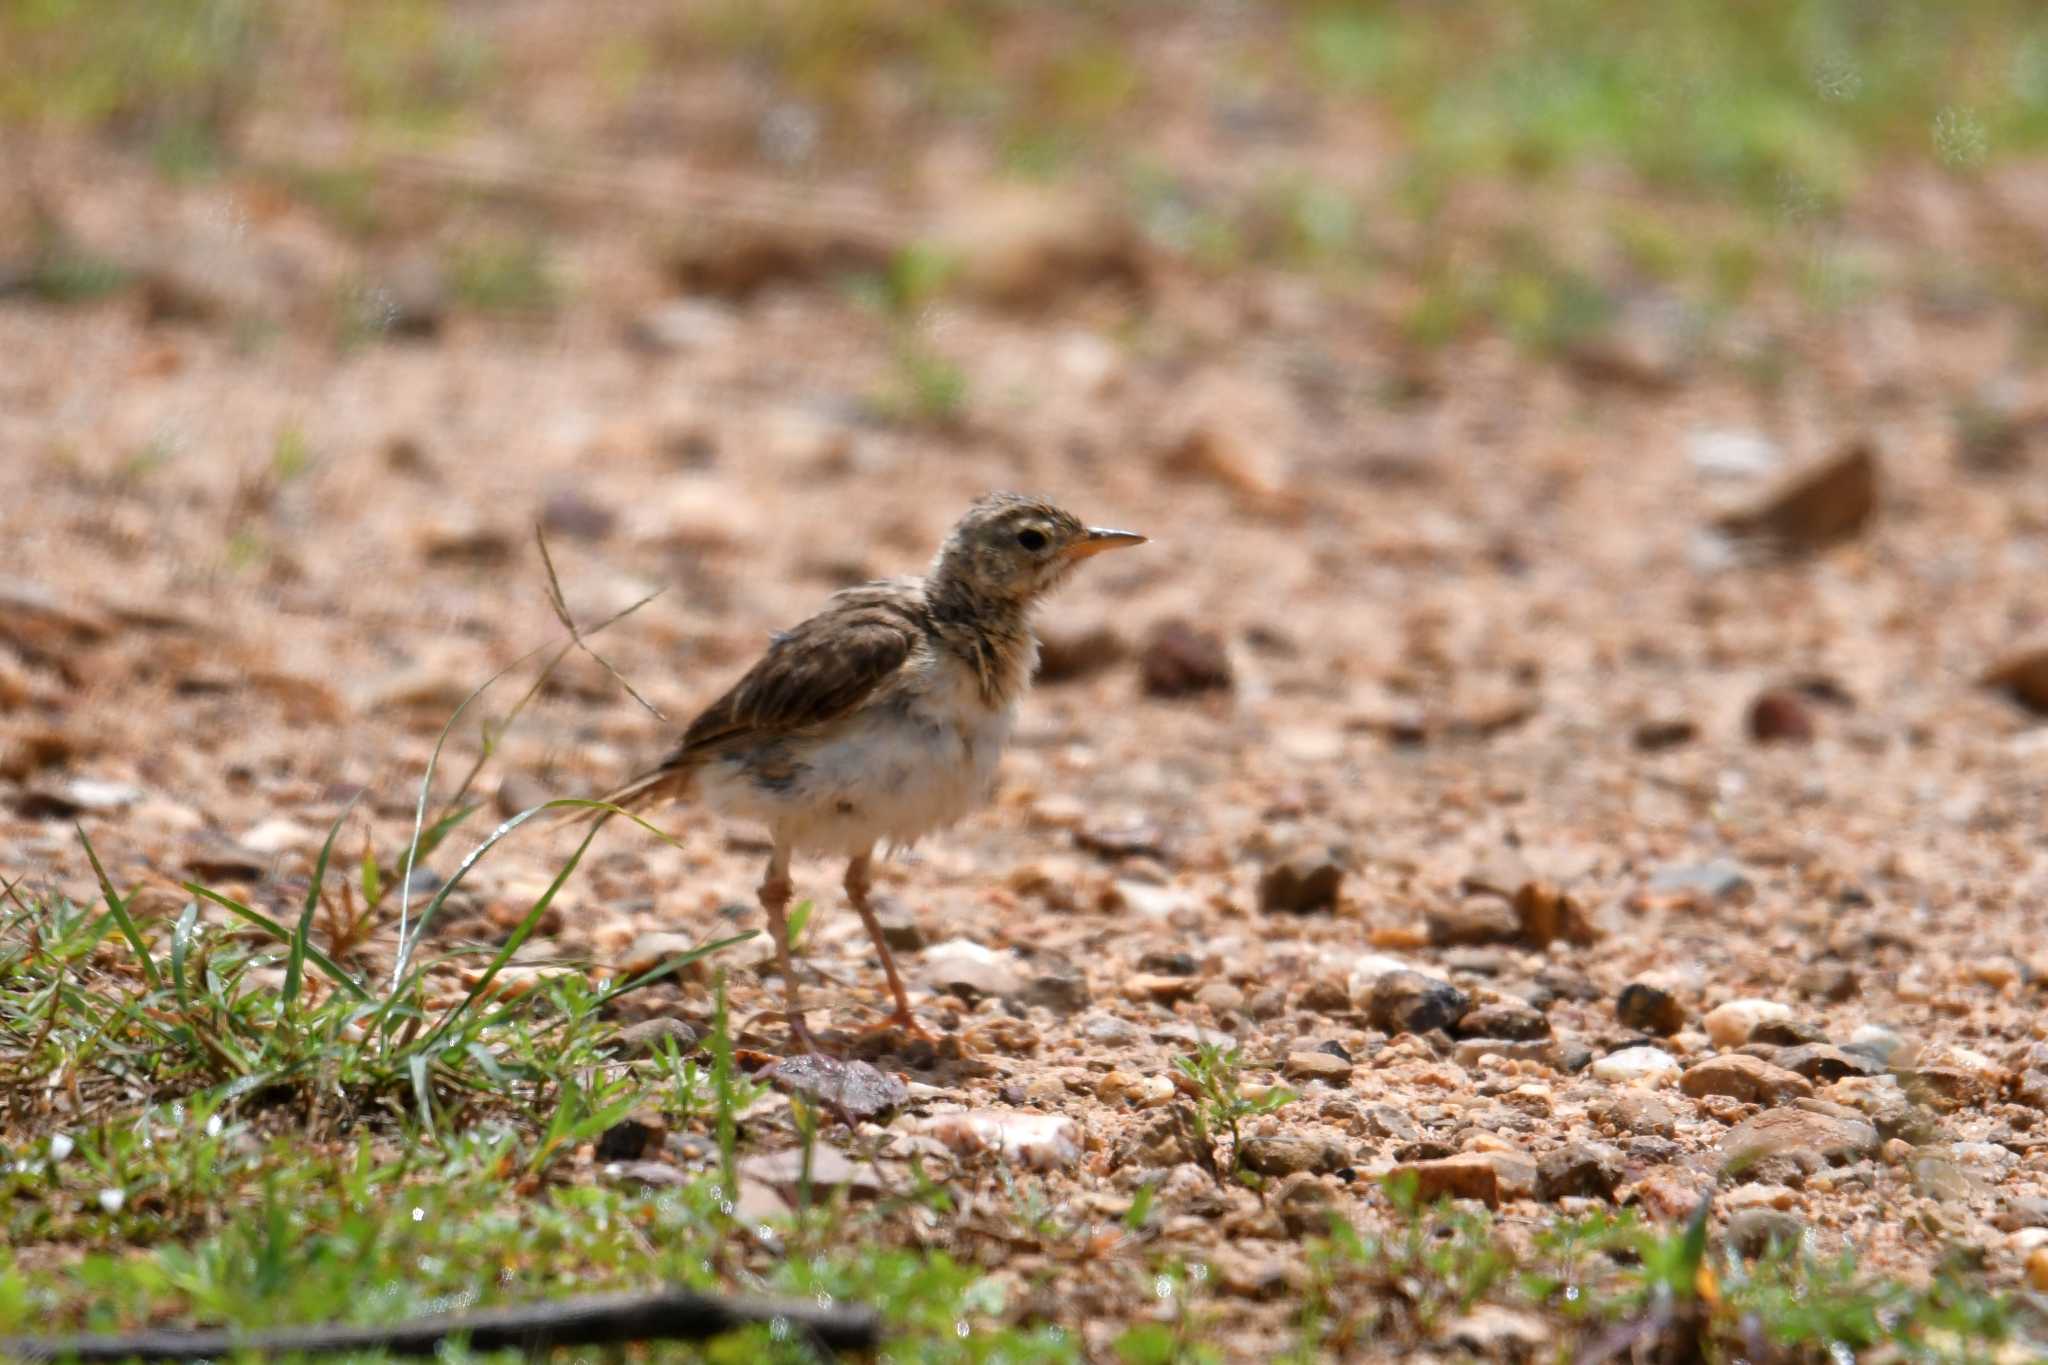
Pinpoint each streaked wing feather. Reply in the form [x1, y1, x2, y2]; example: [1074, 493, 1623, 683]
[671, 583, 923, 757]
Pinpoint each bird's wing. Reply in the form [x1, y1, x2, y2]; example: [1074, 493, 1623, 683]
[669, 580, 926, 759]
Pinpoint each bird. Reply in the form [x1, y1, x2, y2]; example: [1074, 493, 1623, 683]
[598, 492, 1146, 1051]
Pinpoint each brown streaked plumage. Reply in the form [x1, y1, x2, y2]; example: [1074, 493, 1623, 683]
[601, 492, 1145, 1050]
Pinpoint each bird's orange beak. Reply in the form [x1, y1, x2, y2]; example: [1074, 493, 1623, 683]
[1064, 527, 1148, 561]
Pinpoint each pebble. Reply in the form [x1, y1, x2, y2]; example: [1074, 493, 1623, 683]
[1080, 1013, 1142, 1047]
[1746, 689, 1816, 744]
[618, 932, 715, 980]
[1283, 1051, 1354, 1084]
[1239, 1134, 1346, 1177]
[1911, 1154, 1974, 1202]
[1452, 1038, 1556, 1069]
[1845, 1024, 1907, 1064]
[1952, 1141, 2019, 1175]
[920, 939, 1025, 1001]
[1703, 998, 1795, 1048]
[1426, 898, 1521, 946]
[1722, 1182, 1798, 1212]
[1616, 981, 1686, 1035]
[919, 1111, 1080, 1171]
[1195, 981, 1245, 1014]
[1123, 972, 1200, 1004]
[1389, 1154, 1500, 1208]
[1367, 971, 1470, 1036]
[1018, 968, 1092, 1016]
[1680, 1054, 1815, 1106]
[1592, 1090, 1678, 1137]
[595, 1111, 666, 1161]
[1719, 1108, 1879, 1177]
[1258, 847, 1345, 914]
[1591, 1046, 1681, 1084]
[2030, 1247, 2048, 1293]
[1456, 1001, 1551, 1041]
[1441, 1305, 1552, 1360]
[1774, 1044, 1879, 1082]
[1793, 962, 1861, 1002]
[1726, 1209, 1807, 1258]
[1535, 1142, 1624, 1201]
[1135, 1075, 1178, 1108]
[1139, 619, 1233, 697]
[766, 1054, 908, 1123]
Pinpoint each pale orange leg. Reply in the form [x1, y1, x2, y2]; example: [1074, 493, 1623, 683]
[846, 852, 935, 1041]
[757, 846, 817, 1055]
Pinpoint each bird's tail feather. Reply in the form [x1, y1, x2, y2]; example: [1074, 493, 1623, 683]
[564, 764, 691, 827]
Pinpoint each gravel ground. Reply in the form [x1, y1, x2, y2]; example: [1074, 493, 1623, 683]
[7, 13, 2048, 1355]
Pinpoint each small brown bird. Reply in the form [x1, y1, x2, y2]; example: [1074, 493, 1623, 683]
[603, 493, 1145, 1050]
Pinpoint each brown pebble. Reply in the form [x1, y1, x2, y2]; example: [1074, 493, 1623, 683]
[1139, 619, 1233, 697]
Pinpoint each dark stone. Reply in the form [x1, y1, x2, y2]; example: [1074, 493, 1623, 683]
[767, 1053, 909, 1122]
[1616, 982, 1686, 1035]
[1536, 1143, 1624, 1201]
[540, 489, 617, 541]
[595, 1112, 666, 1161]
[1139, 619, 1233, 697]
[1017, 969, 1091, 1016]
[1238, 1134, 1345, 1177]
[1747, 689, 1816, 744]
[1726, 1209, 1807, 1258]
[1775, 1044, 1881, 1082]
[1136, 949, 1198, 977]
[1259, 851, 1345, 914]
[1368, 972, 1471, 1037]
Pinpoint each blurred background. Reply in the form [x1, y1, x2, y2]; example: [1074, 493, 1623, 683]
[5, 1, 2048, 869]
[9, 4, 2048, 1338]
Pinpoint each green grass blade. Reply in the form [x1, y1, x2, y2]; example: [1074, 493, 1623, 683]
[410, 822, 600, 1056]
[77, 826, 161, 990]
[181, 885, 373, 1003]
[592, 932, 757, 1009]
[785, 898, 812, 950]
[408, 1052, 435, 1134]
[287, 797, 360, 1011]
[169, 899, 199, 1009]
[390, 646, 548, 991]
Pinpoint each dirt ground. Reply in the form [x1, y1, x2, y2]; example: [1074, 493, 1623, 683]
[7, 4, 2048, 1358]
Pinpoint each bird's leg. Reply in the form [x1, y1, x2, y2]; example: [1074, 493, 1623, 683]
[846, 852, 935, 1041]
[757, 846, 817, 1055]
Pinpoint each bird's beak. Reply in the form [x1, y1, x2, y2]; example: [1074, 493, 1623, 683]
[1064, 527, 1148, 561]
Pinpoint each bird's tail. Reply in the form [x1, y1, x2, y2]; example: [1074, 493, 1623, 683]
[568, 762, 692, 827]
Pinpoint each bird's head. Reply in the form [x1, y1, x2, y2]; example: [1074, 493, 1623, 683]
[930, 492, 1146, 608]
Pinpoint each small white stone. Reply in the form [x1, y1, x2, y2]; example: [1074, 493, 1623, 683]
[1591, 1046, 1682, 1084]
[97, 1188, 125, 1213]
[47, 1134, 73, 1162]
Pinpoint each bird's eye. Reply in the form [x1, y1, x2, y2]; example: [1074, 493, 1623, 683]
[1016, 528, 1048, 552]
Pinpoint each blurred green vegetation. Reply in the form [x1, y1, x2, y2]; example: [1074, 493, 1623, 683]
[6, 1, 2047, 341]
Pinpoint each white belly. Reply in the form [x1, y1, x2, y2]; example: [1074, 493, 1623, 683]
[698, 685, 1016, 859]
